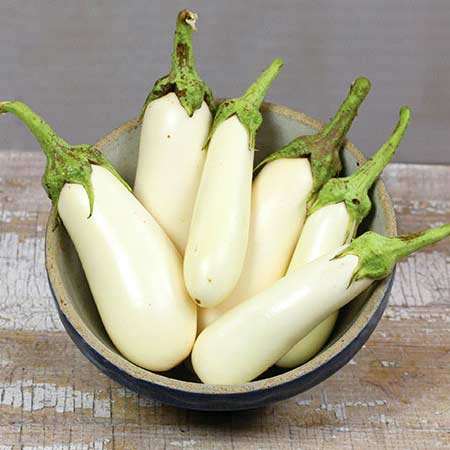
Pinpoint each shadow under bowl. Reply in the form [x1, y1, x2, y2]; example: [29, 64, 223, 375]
[45, 103, 397, 411]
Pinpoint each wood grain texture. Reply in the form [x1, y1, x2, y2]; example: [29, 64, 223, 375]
[0, 151, 449, 449]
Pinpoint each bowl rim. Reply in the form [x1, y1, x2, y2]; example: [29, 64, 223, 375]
[45, 102, 397, 395]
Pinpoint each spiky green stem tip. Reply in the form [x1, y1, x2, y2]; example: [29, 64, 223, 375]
[140, 9, 214, 118]
[254, 77, 371, 201]
[336, 224, 450, 285]
[309, 105, 411, 240]
[0, 101, 129, 217]
[205, 58, 283, 150]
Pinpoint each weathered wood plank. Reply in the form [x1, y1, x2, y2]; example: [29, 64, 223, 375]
[0, 151, 449, 449]
[0, 152, 58, 334]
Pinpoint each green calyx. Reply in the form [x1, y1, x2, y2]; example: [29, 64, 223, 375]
[254, 77, 371, 204]
[335, 224, 450, 285]
[310, 106, 411, 240]
[205, 58, 283, 150]
[140, 9, 214, 118]
[0, 101, 130, 217]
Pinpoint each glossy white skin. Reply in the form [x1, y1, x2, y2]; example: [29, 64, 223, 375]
[184, 115, 253, 308]
[198, 158, 313, 332]
[58, 165, 197, 372]
[289, 202, 353, 268]
[277, 202, 356, 368]
[134, 93, 212, 254]
[192, 248, 372, 384]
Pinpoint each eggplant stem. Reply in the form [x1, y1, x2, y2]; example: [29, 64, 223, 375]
[320, 77, 371, 144]
[254, 77, 371, 199]
[349, 106, 410, 191]
[140, 9, 214, 118]
[336, 224, 450, 284]
[391, 224, 450, 259]
[170, 10, 198, 81]
[0, 101, 130, 217]
[204, 59, 283, 150]
[0, 101, 70, 153]
[308, 106, 411, 239]
[241, 58, 284, 110]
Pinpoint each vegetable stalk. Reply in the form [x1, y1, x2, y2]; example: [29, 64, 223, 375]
[205, 58, 283, 149]
[255, 77, 371, 202]
[309, 106, 411, 238]
[0, 101, 128, 216]
[141, 9, 214, 117]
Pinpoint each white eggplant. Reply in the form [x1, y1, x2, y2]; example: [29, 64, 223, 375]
[59, 166, 196, 371]
[0, 101, 196, 372]
[192, 225, 450, 384]
[184, 58, 283, 308]
[198, 78, 371, 331]
[277, 106, 411, 368]
[185, 115, 253, 307]
[288, 202, 353, 268]
[134, 10, 214, 253]
[198, 158, 312, 331]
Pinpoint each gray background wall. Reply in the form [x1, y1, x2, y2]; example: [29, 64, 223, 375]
[0, 0, 449, 164]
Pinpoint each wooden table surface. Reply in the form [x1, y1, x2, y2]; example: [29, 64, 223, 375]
[0, 151, 449, 450]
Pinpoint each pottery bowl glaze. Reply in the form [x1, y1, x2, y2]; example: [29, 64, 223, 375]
[45, 103, 396, 411]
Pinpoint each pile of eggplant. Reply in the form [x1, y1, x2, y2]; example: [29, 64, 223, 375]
[1, 10, 449, 385]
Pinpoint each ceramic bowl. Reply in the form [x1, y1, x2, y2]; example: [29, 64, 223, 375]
[45, 103, 397, 411]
